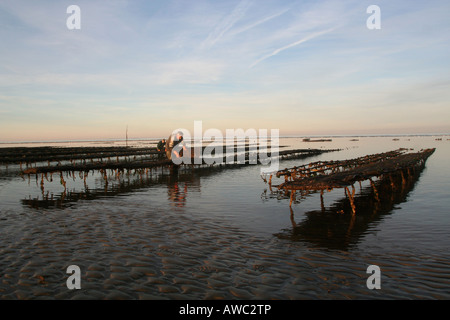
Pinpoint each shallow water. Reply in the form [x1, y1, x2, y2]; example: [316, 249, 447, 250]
[0, 136, 449, 299]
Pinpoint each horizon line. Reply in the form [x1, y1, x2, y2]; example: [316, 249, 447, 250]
[1, 133, 449, 145]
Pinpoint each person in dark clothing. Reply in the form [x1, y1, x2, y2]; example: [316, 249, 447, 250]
[156, 139, 166, 158]
[157, 139, 166, 152]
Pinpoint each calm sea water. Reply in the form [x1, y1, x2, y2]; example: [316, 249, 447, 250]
[0, 136, 449, 299]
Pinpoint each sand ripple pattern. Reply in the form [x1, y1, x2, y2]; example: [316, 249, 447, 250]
[1, 199, 449, 300]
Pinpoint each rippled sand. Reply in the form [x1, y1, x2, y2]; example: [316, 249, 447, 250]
[1, 196, 448, 300]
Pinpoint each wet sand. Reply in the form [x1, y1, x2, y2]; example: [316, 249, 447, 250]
[1, 136, 449, 300]
[1, 196, 448, 300]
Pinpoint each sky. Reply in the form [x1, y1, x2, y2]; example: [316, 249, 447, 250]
[0, 0, 449, 142]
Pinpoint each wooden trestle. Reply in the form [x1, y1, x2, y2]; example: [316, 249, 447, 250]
[268, 148, 436, 214]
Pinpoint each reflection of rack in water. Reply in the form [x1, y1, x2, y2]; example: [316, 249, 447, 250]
[274, 160, 428, 250]
[268, 148, 435, 214]
[21, 168, 202, 209]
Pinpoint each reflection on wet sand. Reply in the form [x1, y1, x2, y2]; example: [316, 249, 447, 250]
[20, 165, 206, 210]
[275, 162, 427, 250]
[167, 181, 187, 207]
[166, 170, 201, 208]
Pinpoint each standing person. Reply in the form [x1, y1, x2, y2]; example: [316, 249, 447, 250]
[157, 139, 166, 152]
[156, 139, 166, 159]
[166, 131, 187, 161]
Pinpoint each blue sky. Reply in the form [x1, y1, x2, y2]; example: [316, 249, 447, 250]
[0, 0, 449, 141]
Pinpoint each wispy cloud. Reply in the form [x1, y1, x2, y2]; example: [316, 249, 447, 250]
[201, 0, 253, 50]
[1, 0, 450, 140]
[229, 8, 290, 37]
[250, 27, 337, 68]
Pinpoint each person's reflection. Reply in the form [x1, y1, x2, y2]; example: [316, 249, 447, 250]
[167, 180, 188, 207]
